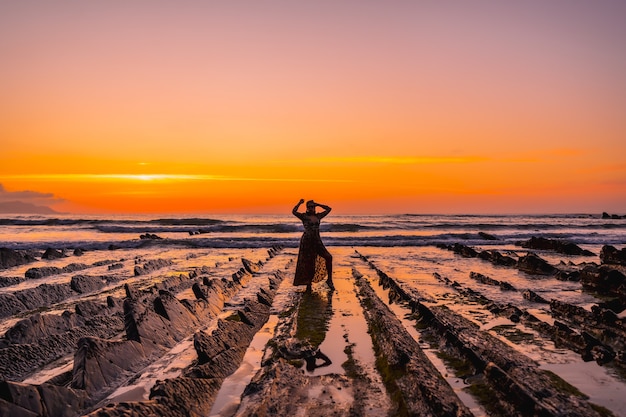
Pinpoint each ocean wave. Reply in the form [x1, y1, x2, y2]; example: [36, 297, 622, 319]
[0, 217, 225, 227]
[3, 230, 623, 252]
[91, 222, 382, 234]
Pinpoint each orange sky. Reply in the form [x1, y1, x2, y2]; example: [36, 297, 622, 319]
[1, 1, 625, 214]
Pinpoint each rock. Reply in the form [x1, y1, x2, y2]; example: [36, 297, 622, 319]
[191, 282, 225, 315]
[478, 250, 517, 266]
[82, 402, 170, 417]
[16, 283, 75, 310]
[522, 289, 549, 304]
[242, 258, 262, 274]
[478, 231, 498, 240]
[134, 259, 173, 276]
[469, 271, 498, 285]
[0, 293, 27, 319]
[73, 248, 84, 256]
[75, 299, 116, 317]
[603, 212, 626, 219]
[0, 380, 44, 416]
[42, 248, 64, 259]
[149, 377, 221, 417]
[5, 312, 84, 344]
[70, 275, 106, 294]
[0, 276, 26, 287]
[107, 263, 124, 271]
[123, 291, 197, 350]
[25, 263, 89, 279]
[0, 247, 37, 269]
[580, 265, 626, 298]
[191, 320, 253, 378]
[140, 233, 163, 240]
[0, 380, 88, 417]
[37, 383, 88, 417]
[517, 253, 556, 275]
[518, 236, 595, 256]
[71, 337, 148, 396]
[600, 245, 626, 266]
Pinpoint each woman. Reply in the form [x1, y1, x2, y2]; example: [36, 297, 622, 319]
[292, 199, 334, 291]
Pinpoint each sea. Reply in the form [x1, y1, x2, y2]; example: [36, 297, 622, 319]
[1, 213, 625, 252]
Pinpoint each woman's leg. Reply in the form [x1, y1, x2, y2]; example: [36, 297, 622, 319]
[321, 250, 333, 289]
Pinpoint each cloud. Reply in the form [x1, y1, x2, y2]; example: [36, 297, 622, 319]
[0, 183, 64, 213]
[301, 156, 489, 165]
[0, 174, 352, 183]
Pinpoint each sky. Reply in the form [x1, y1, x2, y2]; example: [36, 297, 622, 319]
[1, 1, 625, 215]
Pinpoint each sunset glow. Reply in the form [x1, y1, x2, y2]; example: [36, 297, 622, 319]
[1, 1, 625, 214]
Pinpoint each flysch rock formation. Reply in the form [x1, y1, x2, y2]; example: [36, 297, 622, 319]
[2, 243, 626, 416]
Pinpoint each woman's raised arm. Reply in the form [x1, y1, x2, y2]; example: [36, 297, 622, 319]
[292, 199, 305, 216]
[316, 202, 332, 218]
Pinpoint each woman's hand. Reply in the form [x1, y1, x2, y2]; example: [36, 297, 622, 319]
[298, 198, 305, 204]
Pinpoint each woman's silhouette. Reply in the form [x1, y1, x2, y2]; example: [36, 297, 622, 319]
[292, 199, 334, 291]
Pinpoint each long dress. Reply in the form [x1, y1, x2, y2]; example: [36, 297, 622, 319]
[293, 212, 330, 286]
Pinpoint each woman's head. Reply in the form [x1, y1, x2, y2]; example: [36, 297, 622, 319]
[306, 200, 316, 213]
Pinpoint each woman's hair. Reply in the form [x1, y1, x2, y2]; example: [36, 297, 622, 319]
[306, 200, 315, 207]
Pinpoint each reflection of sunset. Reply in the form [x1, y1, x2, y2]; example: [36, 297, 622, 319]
[1, 2, 625, 214]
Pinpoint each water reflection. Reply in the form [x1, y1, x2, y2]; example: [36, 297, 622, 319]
[295, 287, 334, 372]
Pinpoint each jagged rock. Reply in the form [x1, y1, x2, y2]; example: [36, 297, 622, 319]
[453, 243, 478, 258]
[478, 250, 517, 266]
[554, 270, 581, 281]
[478, 231, 498, 240]
[70, 274, 106, 294]
[83, 401, 170, 417]
[42, 248, 64, 259]
[600, 245, 626, 266]
[0, 293, 27, 318]
[191, 282, 225, 316]
[0, 380, 87, 417]
[71, 337, 148, 396]
[242, 258, 262, 274]
[257, 290, 272, 306]
[25, 263, 89, 279]
[580, 265, 626, 298]
[518, 236, 595, 256]
[191, 320, 254, 378]
[0, 247, 37, 269]
[522, 289, 549, 304]
[153, 290, 199, 333]
[602, 212, 626, 219]
[123, 291, 197, 349]
[75, 298, 122, 317]
[0, 380, 43, 416]
[140, 233, 163, 240]
[16, 283, 75, 310]
[232, 267, 251, 283]
[134, 259, 173, 276]
[0, 283, 75, 319]
[73, 248, 84, 256]
[25, 266, 61, 279]
[5, 311, 84, 344]
[517, 253, 556, 275]
[107, 263, 124, 271]
[149, 377, 222, 417]
[0, 276, 25, 287]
